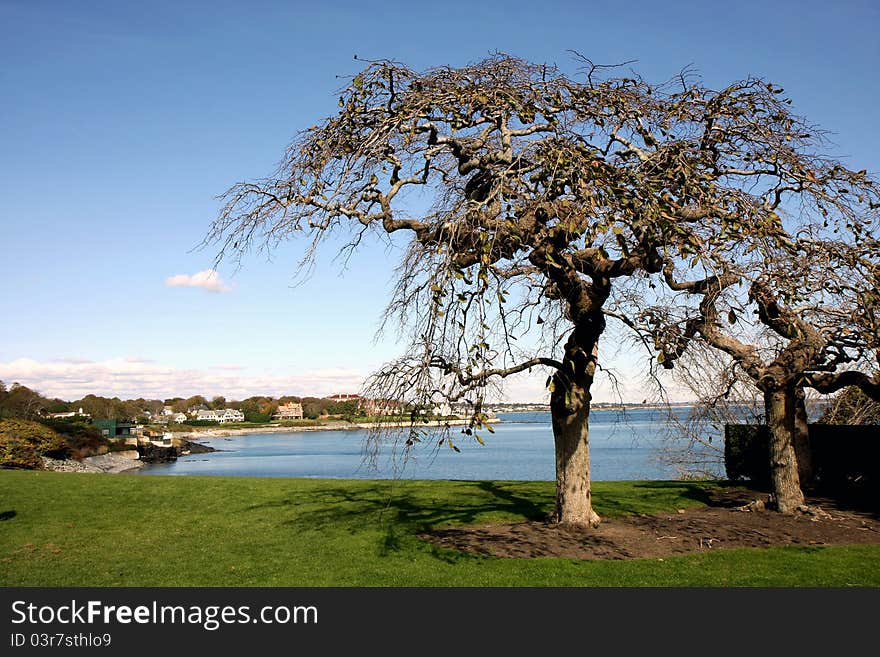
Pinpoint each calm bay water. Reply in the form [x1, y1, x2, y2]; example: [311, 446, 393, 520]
[136, 408, 725, 481]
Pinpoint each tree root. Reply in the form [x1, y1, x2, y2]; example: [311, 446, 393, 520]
[736, 497, 769, 512]
[795, 505, 833, 521]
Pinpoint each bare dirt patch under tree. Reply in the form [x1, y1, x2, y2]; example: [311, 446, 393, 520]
[421, 488, 880, 560]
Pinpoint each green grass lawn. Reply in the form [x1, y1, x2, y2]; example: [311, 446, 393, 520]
[1, 470, 877, 586]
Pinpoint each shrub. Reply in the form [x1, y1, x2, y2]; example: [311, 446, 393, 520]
[724, 424, 771, 487]
[38, 418, 101, 438]
[0, 439, 44, 469]
[0, 419, 69, 469]
[39, 418, 106, 459]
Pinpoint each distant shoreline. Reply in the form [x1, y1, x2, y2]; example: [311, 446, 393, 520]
[171, 406, 695, 440]
[173, 417, 499, 439]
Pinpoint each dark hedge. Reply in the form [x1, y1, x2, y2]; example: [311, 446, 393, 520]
[725, 423, 880, 504]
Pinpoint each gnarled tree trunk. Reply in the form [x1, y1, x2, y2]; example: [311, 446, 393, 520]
[764, 385, 806, 513]
[792, 386, 813, 489]
[550, 327, 602, 528]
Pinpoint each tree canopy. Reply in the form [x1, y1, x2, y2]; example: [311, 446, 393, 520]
[208, 53, 879, 524]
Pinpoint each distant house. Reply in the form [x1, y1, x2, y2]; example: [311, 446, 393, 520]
[188, 404, 210, 417]
[221, 409, 244, 423]
[273, 402, 304, 420]
[195, 409, 244, 423]
[327, 394, 361, 403]
[154, 433, 173, 447]
[140, 429, 173, 447]
[45, 407, 90, 420]
[93, 419, 136, 438]
[360, 398, 404, 417]
[432, 402, 455, 417]
[150, 411, 185, 424]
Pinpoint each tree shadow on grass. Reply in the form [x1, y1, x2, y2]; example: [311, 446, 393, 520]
[0, 510, 16, 521]
[593, 480, 720, 517]
[475, 481, 553, 521]
[633, 480, 719, 503]
[239, 480, 554, 543]
[237, 479, 728, 557]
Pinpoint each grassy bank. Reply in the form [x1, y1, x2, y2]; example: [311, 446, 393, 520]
[1, 470, 877, 586]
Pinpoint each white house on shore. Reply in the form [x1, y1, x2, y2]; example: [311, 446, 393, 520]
[149, 411, 188, 424]
[194, 408, 245, 423]
[432, 402, 455, 417]
[45, 407, 90, 420]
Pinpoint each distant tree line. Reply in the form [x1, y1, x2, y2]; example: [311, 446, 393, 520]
[0, 381, 363, 423]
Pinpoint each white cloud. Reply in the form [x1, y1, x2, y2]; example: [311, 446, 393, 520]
[124, 356, 155, 363]
[0, 357, 364, 401]
[0, 358, 691, 404]
[165, 269, 232, 293]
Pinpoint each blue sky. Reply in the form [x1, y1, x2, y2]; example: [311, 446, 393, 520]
[2, 0, 878, 402]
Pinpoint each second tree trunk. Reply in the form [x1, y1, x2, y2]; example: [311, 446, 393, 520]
[764, 385, 806, 513]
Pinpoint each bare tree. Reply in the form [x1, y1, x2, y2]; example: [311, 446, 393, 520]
[206, 53, 875, 525]
[614, 229, 878, 512]
[818, 387, 880, 425]
[0, 382, 46, 420]
[661, 345, 760, 480]
[599, 69, 880, 511]
[801, 241, 880, 401]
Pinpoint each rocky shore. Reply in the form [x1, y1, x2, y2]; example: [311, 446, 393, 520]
[40, 439, 216, 473]
[42, 452, 144, 474]
[137, 439, 217, 463]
